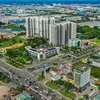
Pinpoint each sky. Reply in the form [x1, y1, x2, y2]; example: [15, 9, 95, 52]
[0, 0, 99, 2]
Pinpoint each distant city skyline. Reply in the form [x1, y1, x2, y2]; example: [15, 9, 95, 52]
[0, 0, 100, 3]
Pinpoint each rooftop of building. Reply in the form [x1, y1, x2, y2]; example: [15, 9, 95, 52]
[25, 46, 58, 53]
[78, 21, 100, 27]
[52, 74, 61, 80]
[93, 59, 100, 63]
[62, 65, 68, 69]
[95, 93, 100, 100]
[74, 64, 90, 72]
[66, 72, 74, 80]
[16, 94, 27, 100]
[50, 67, 58, 72]
[81, 84, 98, 97]
[25, 97, 31, 100]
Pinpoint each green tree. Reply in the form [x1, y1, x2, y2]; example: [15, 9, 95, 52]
[32, 98, 37, 100]
[78, 98, 84, 100]
[55, 80, 64, 85]
[64, 82, 73, 92]
[94, 26, 98, 30]
[15, 86, 23, 92]
[12, 38, 17, 44]
[42, 71, 45, 78]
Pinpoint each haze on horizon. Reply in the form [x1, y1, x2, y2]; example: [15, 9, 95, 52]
[0, 0, 99, 3]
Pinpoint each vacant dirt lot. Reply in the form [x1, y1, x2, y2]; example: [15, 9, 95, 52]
[0, 86, 9, 99]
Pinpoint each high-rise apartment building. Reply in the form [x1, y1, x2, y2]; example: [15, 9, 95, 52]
[26, 16, 55, 38]
[49, 22, 76, 45]
[74, 65, 91, 92]
[26, 16, 76, 46]
[26, 17, 34, 37]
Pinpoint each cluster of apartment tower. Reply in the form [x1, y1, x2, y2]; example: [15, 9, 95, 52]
[26, 16, 76, 45]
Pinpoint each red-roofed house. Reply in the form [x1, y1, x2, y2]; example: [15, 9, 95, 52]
[50, 67, 58, 76]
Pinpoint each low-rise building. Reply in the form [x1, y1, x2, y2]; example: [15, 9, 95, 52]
[25, 46, 60, 60]
[16, 94, 27, 100]
[82, 84, 99, 100]
[68, 39, 81, 47]
[50, 67, 58, 76]
[12, 91, 32, 100]
[93, 93, 100, 100]
[81, 40, 90, 46]
[62, 73, 74, 84]
[92, 59, 100, 68]
[51, 74, 61, 81]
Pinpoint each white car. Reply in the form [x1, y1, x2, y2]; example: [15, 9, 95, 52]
[41, 97, 44, 100]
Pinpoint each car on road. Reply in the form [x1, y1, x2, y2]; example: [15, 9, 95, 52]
[15, 79, 18, 81]
[41, 97, 44, 100]
[61, 98, 66, 100]
[18, 76, 21, 78]
[35, 86, 39, 89]
[27, 81, 33, 86]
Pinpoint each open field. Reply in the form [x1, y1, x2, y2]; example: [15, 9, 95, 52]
[0, 85, 9, 99]
[46, 81, 59, 89]
[90, 39, 100, 45]
[60, 89, 76, 99]
[0, 37, 25, 47]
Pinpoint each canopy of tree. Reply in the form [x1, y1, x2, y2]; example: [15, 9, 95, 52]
[6, 46, 32, 64]
[27, 37, 49, 48]
[77, 25, 100, 39]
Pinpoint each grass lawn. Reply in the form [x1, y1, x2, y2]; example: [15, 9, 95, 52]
[72, 61, 84, 69]
[60, 89, 76, 99]
[78, 98, 84, 100]
[38, 75, 45, 81]
[91, 66, 100, 78]
[95, 81, 100, 90]
[91, 39, 100, 44]
[53, 62, 58, 65]
[46, 81, 59, 89]
[0, 37, 25, 47]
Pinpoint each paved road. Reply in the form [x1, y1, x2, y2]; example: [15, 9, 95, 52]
[0, 59, 67, 100]
[26, 58, 61, 72]
[0, 60, 50, 100]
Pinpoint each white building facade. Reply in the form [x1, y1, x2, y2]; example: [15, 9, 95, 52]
[92, 60, 100, 68]
[74, 65, 91, 92]
[26, 16, 55, 38]
[49, 22, 77, 46]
